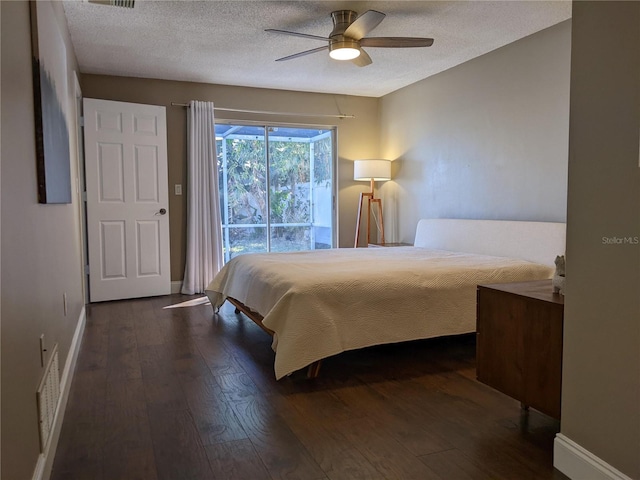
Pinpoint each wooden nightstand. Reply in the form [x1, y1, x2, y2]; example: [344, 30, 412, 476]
[476, 279, 564, 419]
[368, 242, 413, 247]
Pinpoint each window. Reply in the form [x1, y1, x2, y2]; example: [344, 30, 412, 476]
[216, 123, 336, 262]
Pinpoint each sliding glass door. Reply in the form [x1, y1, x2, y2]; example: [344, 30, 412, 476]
[215, 123, 335, 262]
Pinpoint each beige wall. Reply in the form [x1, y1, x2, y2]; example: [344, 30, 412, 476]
[80, 76, 381, 279]
[1, 1, 85, 479]
[378, 21, 572, 244]
[562, 2, 640, 478]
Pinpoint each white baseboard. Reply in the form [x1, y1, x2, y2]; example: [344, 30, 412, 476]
[554, 433, 633, 480]
[32, 305, 87, 480]
[171, 281, 182, 294]
[31, 455, 45, 480]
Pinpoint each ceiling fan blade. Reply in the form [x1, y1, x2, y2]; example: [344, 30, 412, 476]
[351, 48, 372, 67]
[265, 29, 328, 42]
[275, 45, 329, 62]
[360, 37, 434, 48]
[343, 10, 386, 40]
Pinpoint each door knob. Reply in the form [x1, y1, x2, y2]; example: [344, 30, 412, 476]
[155, 208, 167, 216]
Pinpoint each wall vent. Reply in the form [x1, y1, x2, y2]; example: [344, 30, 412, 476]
[87, 0, 135, 8]
[36, 344, 60, 453]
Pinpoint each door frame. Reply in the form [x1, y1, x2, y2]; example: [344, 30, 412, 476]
[72, 72, 89, 304]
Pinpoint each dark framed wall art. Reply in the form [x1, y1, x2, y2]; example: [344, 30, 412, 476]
[30, 1, 72, 204]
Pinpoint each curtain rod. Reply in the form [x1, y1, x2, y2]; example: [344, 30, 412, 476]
[170, 102, 355, 119]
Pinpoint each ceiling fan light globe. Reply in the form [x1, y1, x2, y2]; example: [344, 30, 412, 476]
[329, 47, 361, 60]
[329, 37, 361, 60]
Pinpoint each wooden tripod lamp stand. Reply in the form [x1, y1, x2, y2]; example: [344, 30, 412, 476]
[353, 159, 391, 247]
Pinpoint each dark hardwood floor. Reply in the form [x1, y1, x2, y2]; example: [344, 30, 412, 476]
[51, 294, 568, 480]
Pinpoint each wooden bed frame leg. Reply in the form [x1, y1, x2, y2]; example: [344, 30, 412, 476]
[227, 297, 323, 380]
[234, 307, 241, 314]
[307, 360, 322, 379]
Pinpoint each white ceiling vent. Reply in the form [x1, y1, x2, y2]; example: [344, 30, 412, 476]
[87, 0, 135, 8]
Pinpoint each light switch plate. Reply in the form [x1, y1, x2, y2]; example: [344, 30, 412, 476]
[175, 184, 182, 195]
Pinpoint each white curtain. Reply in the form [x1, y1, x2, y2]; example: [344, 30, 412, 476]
[181, 101, 224, 294]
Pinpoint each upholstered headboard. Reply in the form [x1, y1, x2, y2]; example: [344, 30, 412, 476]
[413, 219, 566, 267]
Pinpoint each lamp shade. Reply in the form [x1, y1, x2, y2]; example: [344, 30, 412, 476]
[353, 159, 391, 181]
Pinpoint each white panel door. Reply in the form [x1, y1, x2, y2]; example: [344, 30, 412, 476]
[84, 98, 170, 302]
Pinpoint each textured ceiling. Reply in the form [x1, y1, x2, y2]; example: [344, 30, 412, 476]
[63, 0, 571, 98]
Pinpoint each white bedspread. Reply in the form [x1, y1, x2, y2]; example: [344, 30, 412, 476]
[205, 247, 553, 379]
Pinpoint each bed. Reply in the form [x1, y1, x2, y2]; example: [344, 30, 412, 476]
[205, 218, 566, 379]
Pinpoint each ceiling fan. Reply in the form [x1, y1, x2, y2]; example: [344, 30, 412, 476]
[266, 10, 434, 67]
